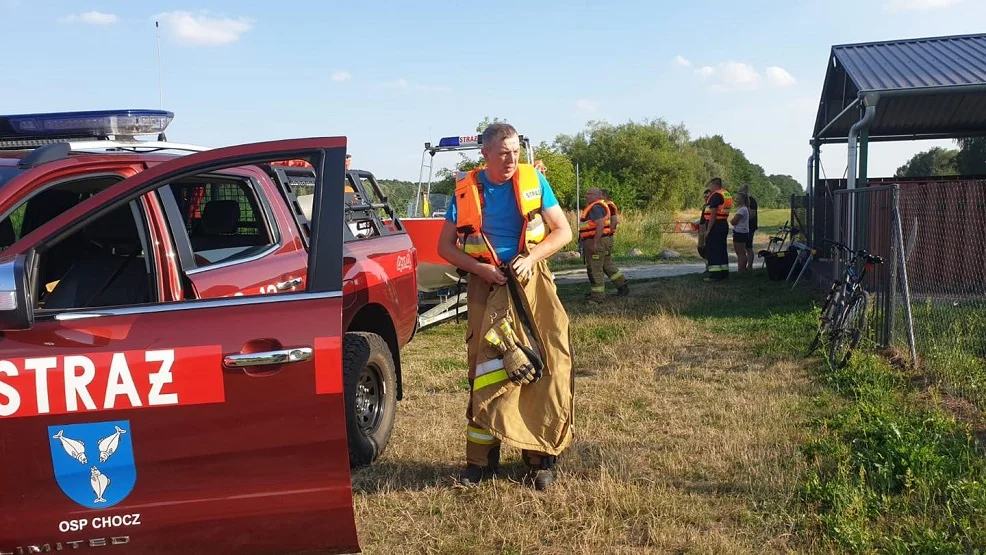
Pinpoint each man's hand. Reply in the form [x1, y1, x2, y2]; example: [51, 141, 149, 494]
[511, 255, 536, 280]
[476, 263, 508, 285]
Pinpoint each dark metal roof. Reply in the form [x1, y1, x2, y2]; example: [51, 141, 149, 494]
[812, 33, 986, 143]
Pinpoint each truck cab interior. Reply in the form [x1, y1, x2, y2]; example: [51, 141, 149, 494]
[40, 201, 150, 310]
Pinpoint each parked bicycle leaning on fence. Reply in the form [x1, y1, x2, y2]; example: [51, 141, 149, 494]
[807, 238, 884, 368]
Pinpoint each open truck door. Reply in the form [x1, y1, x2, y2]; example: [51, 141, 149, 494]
[0, 139, 359, 554]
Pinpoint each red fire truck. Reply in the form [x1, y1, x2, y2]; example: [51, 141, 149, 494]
[0, 109, 418, 554]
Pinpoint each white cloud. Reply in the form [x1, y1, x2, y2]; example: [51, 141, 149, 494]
[766, 66, 797, 87]
[674, 55, 692, 68]
[719, 61, 761, 90]
[886, 0, 963, 11]
[688, 61, 797, 91]
[331, 70, 352, 82]
[59, 10, 118, 25]
[575, 98, 600, 117]
[154, 11, 253, 46]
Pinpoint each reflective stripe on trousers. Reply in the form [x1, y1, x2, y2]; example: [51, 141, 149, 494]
[467, 425, 497, 445]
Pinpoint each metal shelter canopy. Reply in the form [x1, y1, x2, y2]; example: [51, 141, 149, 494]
[812, 33, 986, 144]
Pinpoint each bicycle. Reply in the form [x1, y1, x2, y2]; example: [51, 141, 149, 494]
[807, 238, 884, 368]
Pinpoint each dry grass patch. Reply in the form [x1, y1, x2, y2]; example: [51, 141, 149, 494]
[353, 276, 815, 554]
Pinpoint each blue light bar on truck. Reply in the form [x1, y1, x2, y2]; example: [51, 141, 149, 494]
[437, 135, 480, 148]
[0, 109, 174, 140]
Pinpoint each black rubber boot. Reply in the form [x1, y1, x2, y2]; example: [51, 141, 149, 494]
[460, 464, 486, 487]
[616, 284, 630, 297]
[526, 469, 554, 491]
[460, 445, 501, 487]
[523, 454, 556, 491]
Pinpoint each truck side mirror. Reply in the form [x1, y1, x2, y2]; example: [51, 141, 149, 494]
[0, 254, 34, 331]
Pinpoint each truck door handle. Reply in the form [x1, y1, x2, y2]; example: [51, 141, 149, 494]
[277, 277, 303, 290]
[223, 347, 313, 368]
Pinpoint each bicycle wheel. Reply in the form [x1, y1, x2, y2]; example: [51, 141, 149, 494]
[828, 290, 870, 369]
[807, 286, 841, 355]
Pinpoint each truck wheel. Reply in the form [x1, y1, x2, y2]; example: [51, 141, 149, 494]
[343, 331, 397, 468]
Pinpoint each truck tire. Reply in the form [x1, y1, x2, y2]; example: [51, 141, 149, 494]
[343, 331, 397, 468]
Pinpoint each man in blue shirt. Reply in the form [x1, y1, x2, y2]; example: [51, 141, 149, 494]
[438, 123, 574, 491]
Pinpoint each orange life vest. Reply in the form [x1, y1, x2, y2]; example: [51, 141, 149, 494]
[579, 200, 613, 239]
[454, 164, 546, 266]
[605, 200, 619, 228]
[702, 189, 733, 221]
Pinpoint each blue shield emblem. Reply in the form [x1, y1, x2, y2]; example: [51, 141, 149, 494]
[48, 420, 136, 509]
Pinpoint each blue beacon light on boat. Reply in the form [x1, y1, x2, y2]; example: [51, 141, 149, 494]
[437, 135, 480, 148]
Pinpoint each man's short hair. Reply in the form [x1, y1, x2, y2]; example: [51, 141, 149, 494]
[601, 189, 612, 199]
[481, 122, 518, 148]
[739, 183, 749, 193]
[708, 177, 723, 188]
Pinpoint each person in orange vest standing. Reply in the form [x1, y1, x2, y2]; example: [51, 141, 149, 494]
[579, 187, 629, 301]
[702, 177, 733, 281]
[437, 123, 575, 491]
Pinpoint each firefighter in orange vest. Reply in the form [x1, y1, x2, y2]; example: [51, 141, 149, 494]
[703, 177, 733, 281]
[579, 187, 629, 301]
[437, 123, 575, 491]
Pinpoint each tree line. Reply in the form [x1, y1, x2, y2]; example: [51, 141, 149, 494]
[894, 138, 986, 178]
[377, 117, 806, 217]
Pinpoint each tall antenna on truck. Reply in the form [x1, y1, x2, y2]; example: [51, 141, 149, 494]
[155, 21, 164, 109]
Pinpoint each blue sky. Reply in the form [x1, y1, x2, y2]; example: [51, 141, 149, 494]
[1, 0, 983, 185]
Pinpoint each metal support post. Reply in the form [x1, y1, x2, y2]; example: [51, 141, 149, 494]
[893, 199, 919, 368]
[813, 143, 821, 247]
[885, 186, 899, 346]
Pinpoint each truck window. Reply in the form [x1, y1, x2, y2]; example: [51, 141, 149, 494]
[165, 176, 278, 268]
[34, 199, 155, 311]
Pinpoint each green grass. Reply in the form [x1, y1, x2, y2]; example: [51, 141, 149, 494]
[901, 301, 986, 411]
[567, 271, 986, 553]
[757, 207, 793, 229]
[799, 351, 986, 553]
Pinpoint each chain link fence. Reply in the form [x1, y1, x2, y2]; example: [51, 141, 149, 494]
[815, 179, 986, 410]
[893, 179, 986, 409]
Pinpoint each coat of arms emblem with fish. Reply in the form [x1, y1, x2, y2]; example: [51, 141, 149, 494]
[48, 420, 136, 509]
